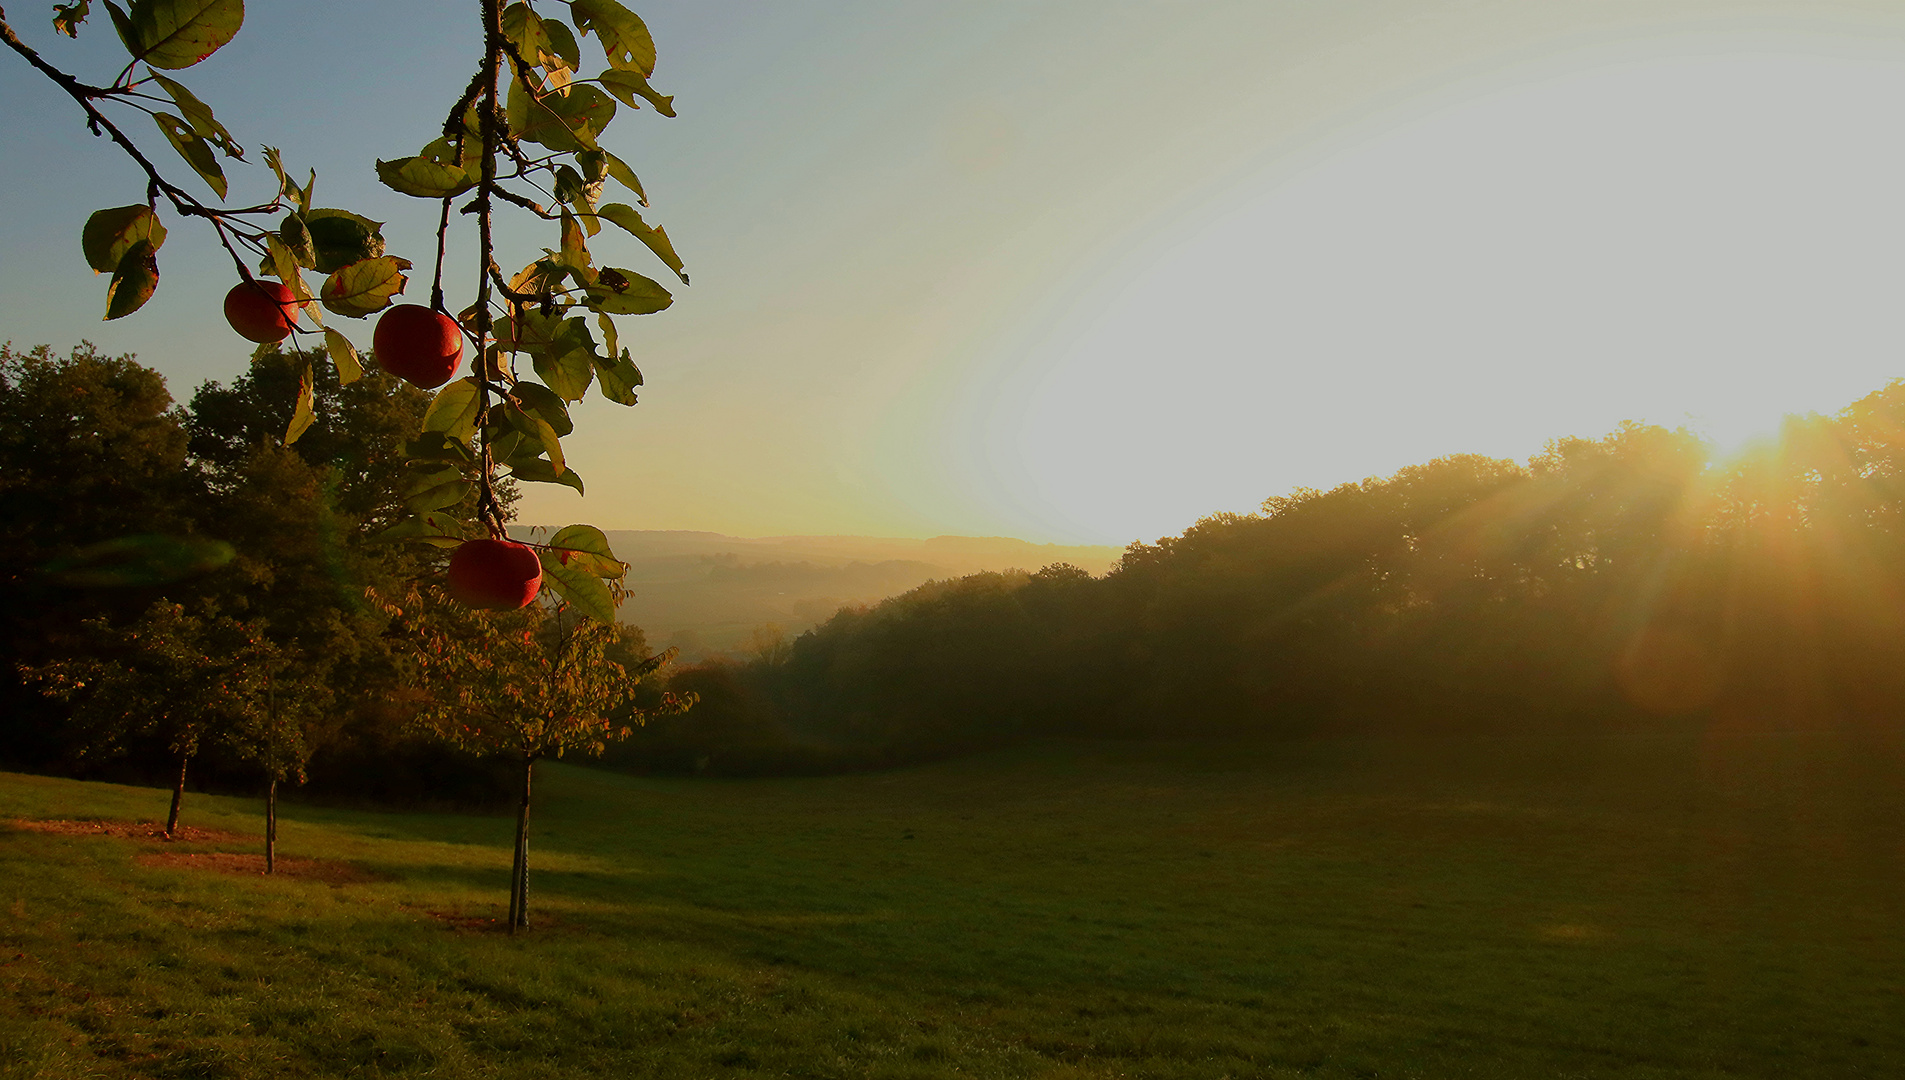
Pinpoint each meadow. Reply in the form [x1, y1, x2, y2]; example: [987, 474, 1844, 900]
[3, 729, 1903, 1079]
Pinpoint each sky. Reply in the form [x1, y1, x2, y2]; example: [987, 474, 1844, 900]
[6, 1, 1905, 545]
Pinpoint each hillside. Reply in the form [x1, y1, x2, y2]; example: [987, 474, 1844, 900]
[6, 732, 1902, 1078]
[510, 529, 1123, 658]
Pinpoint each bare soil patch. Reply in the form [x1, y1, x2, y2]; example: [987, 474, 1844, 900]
[416, 907, 571, 933]
[7, 818, 252, 845]
[133, 851, 388, 884]
[10, 818, 388, 884]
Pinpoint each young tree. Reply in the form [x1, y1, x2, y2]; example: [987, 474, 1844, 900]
[223, 636, 327, 872]
[22, 601, 262, 835]
[376, 581, 691, 930]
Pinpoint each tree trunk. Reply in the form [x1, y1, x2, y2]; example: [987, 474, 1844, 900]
[508, 756, 533, 933]
[265, 777, 278, 873]
[164, 752, 189, 837]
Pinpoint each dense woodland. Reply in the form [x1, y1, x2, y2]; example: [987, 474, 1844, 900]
[613, 381, 1905, 774]
[9, 341, 1905, 795]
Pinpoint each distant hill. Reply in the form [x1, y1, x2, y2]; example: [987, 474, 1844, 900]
[510, 529, 1123, 660]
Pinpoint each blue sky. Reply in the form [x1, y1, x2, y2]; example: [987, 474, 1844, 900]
[7, 1, 1905, 544]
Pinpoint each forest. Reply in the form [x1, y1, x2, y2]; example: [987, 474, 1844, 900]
[10, 338, 1905, 794]
[616, 375, 1905, 774]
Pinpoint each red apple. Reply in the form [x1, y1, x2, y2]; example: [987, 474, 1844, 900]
[446, 538, 542, 610]
[373, 304, 464, 389]
[223, 280, 298, 343]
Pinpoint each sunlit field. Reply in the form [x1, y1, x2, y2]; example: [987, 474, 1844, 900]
[4, 730, 1903, 1079]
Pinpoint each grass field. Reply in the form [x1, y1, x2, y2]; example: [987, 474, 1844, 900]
[3, 730, 1904, 1079]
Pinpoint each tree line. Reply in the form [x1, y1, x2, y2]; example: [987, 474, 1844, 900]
[612, 384, 1905, 774]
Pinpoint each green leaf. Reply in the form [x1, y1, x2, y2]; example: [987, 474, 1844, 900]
[495, 308, 556, 356]
[373, 512, 468, 549]
[546, 84, 615, 143]
[284, 355, 315, 446]
[537, 548, 617, 622]
[153, 111, 226, 198]
[492, 429, 529, 467]
[592, 202, 687, 283]
[501, 3, 553, 68]
[421, 377, 482, 443]
[277, 212, 317, 268]
[146, 72, 240, 158]
[570, 0, 655, 76]
[533, 347, 595, 402]
[82, 205, 166, 274]
[593, 348, 642, 406]
[375, 155, 474, 199]
[515, 83, 615, 152]
[53, 1, 92, 39]
[118, 0, 243, 70]
[264, 235, 321, 325]
[103, 240, 159, 320]
[406, 430, 476, 466]
[104, 0, 136, 52]
[598, 69, 675, 117]
[596, 311, 618, 363]
[584, 267, 671, 315]
[510, 380, 574, 435]
[303, 209, 384, 274]
[406, 473, 473, 514]
[559, 210, 591, 275]
[505, 403, 566, 474]
[547, 523, 624, 579]
[320, 255, 411, 318]
[323, 327, 362, 385]
[508, 457, 584, 495]
[543, 18, 580, 72]
[600, 150, 647, 205]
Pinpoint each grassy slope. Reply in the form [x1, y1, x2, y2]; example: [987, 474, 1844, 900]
[3, 731, 1903, 1079]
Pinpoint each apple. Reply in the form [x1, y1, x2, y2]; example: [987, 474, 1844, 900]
[223, 280, 298, 343]
[373, 304, 464, 389]
[446, 538, 542, 610]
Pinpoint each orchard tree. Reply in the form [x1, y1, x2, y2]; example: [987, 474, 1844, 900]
[224, 636, 326, 872]
[22, 600, 265, 835]
[1, 0, 685, 612]
[374, 576, 692, 931]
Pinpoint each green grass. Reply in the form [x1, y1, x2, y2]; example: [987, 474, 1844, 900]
[3, 730, 1904, 1078]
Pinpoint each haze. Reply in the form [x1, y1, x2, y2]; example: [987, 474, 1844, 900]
[5, 1, 1905, 545]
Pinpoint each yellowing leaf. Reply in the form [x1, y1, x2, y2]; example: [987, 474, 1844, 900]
[284, 356, 316, 446]
[375, 156, 474, 199]
[320, 256, 411, 318]
[264, 235, 321, 325]
[53, 1, 91, 38]
[323, 327, 362, 385]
